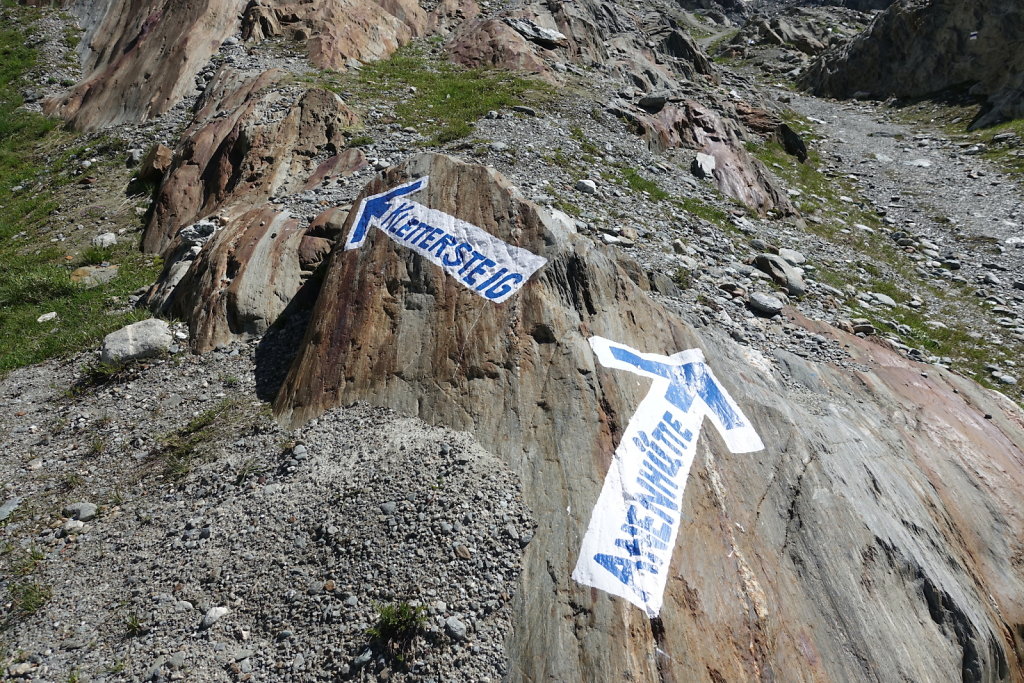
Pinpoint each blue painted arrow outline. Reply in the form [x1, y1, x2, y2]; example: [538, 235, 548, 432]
[343, 176, 429, 250]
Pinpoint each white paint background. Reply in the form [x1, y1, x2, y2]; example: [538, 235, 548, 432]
[573, 337, 764, 616]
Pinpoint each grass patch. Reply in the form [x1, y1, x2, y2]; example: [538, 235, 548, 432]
[672, 196, 730, 226]
[0, 7, 161, 377]
[6, 580, 51, 624]
[620, 168, 670, 200]
[569, 125, 601, 155]
[150, 398, 243, 479]
[308, 44, 550, 145]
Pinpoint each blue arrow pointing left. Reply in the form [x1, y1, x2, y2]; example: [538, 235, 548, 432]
[343, 177, 429, 250]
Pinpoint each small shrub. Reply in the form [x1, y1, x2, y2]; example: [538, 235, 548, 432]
[67, 362, 131, 396]
[79, 246, 113, 266]
[366, 601, 426, 659]
[672, 268, 693, 290]
[125, 612, 148, 638]
[150, 399, 242, 479]
[60, 472, 84, 491]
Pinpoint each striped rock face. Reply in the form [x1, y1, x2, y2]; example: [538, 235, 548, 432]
[274, 152, 1024, 680]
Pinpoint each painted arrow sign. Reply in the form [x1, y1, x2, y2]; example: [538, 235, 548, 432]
[572, 336, 764, 616]
[343, 177, 547, 303]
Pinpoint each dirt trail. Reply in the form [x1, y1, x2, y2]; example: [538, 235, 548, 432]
[788, 93, 1024, 247]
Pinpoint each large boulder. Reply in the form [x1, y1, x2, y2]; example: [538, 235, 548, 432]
[273, 153, 1024, 680]
[802, 0, 1024, 127]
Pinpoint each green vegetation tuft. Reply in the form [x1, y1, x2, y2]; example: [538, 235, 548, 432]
[620, 168, 670, 200]
[0, 8, 161, 376]
[150, 399, 243, 479]
[366, 601, 426, 660]
[6, 580, 51, 623]
[672, 196, 730, 226]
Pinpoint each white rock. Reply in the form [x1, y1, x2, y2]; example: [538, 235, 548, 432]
[92, 232, 117, 248]
[691, 153, 716, 179]
[871, 292, 897, 307]
[37, 312, 58, 323]
[575, 179, 598, 194]
[99, 318, 172, 365]
[200, 606, 229, 630]
[63, 501, 98, 522]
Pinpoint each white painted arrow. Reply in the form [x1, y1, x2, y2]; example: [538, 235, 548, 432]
[343, 177, 547, 303]
[573, 336, 764, 616]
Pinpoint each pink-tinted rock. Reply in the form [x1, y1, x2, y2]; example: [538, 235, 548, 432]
[142, 68, 361, 254]
[44, 0, 240, 130]
[273, 153, 1024, 680]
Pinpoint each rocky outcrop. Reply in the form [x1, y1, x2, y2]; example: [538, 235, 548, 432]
[147, 206, 326, 352]
[142, 68, 362, 255]
[273, 153, 1023, 680]
[44, 0, 242, 130]
[46, 0, 478, 130]
[448, 19, 553, 76]
[139, 66, 366, 350]
[449, 0, 715, 93]
[616, 99, 793, 215]
[802, 0, 1024, 127]
[240, 0, 458, 72]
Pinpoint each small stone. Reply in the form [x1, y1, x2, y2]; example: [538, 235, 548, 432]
[37, 312, 58, 323]
[575, 179, 597, 194]
[0, 497, 21, 522]
[512, 105, 537, 117]
[166, 652, 186, 670]
[852, 320, 876, 335]
[455, 544, 472, 559]
[9, 662, 35, 677]
[63, 501, 98, 522]
[983, 273, 1002, 286]
[445, 616, 468, 641]
[380, 501, 398, 515]
[62, 519, 86, 535]
[200, 605, 229, 630]
[92, 232, 118, 248]
[871, 292, 897, 307]
[748, 292, 784, 317]
[324, 579, 336, 592]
